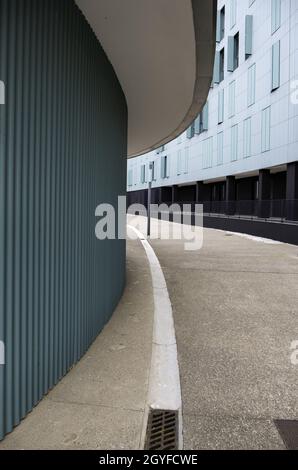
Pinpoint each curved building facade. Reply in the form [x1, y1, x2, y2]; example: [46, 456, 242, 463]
[127, 0, 298, 242]
[0, 0, 216, 440]
[0, 0, 128, 440]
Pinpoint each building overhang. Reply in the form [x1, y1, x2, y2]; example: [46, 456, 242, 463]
[76, 0, 217, 158]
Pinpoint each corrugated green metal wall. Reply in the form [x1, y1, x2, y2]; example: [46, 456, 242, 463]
[0, 0, 127, 439]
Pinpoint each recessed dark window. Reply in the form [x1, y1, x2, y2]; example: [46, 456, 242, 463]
[220, 6, 225, 41]
[219, 48, 225, 82]
[233, 32, 239, 70]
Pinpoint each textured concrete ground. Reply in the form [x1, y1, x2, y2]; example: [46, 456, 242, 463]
[2, 217, 298, 450]
[150, 225, 298, 450]
[0, 236, 154, 450]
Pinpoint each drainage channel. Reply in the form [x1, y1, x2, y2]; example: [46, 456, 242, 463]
[145, 409, 179, 450]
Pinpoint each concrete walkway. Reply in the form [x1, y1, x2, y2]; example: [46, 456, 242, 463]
[2, 216, 298, 450]
[149, 224, 298, 450]
[0, 236, 154, 450]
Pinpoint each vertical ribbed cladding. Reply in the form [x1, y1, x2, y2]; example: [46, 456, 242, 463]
[0, 0, 128, 440]
[5, 0, 16, 433]
[0, 0, 7, 442]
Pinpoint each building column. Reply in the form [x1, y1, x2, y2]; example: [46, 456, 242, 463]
[258, 169, 271, 219]
[172, 185, 179, 205]
[286, 162, 298, 221]
[225, 176, 236, 215]
[158, 187, 163, 204]
[195, 181, 204, 202]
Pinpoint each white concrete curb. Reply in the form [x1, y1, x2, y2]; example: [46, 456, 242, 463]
[225, 230, 282, 244]
[127, 225, 183, 450]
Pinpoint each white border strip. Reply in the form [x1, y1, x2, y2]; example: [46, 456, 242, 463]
[224, 231, 282, 244]
[127, 225, 183, 449]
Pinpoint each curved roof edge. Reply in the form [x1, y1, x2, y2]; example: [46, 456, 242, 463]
[131, 0, 217, 158]
[76, 0, 217, 158]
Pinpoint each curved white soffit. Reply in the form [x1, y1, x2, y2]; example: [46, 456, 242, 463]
[76, 0, 216, 158]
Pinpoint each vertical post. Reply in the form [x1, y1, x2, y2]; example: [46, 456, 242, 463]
[147, 162, 153, 237]
[172, 185, 178, 205]
[258, 169, 271, 219]
[195, 181, 204, 203]
[226, 176, 236, 215]
[286, 162, 298, 221]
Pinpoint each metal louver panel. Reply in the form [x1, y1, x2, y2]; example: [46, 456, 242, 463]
[0, 0, 127, 440]
[245, 15, 253, 58]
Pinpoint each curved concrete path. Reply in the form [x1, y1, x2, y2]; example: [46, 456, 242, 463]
[0, 236, 154, 450]
[2, 216, 298, 450]
[149, 223, 298, 449]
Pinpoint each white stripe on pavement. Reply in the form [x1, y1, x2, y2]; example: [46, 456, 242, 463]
[127, 224, 183, 450]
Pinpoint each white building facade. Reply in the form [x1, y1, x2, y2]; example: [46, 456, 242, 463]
[127, 0, 298, 224]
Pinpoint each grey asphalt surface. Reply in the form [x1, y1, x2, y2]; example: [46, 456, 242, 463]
[150, 227, 298, 450]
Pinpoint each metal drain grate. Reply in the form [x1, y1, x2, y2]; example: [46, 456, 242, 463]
[145, 409, 178, 450]
[274, 420, 298, 450]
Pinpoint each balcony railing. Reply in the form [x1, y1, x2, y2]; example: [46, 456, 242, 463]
[140, 199, 298, 223]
